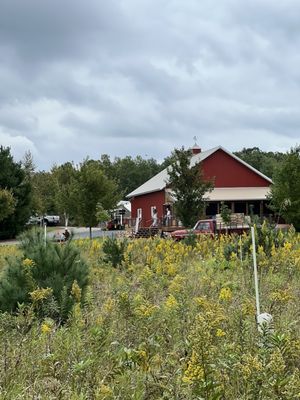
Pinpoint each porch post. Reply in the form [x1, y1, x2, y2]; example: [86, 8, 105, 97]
[260, 201, 263, 218]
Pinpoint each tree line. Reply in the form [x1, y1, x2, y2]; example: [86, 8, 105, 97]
[0, 145, 299, 238]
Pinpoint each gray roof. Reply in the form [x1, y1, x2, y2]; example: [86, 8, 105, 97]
[126, 146, 272, 198]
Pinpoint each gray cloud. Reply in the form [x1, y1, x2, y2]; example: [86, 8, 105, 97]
[0, 0, 299, 169]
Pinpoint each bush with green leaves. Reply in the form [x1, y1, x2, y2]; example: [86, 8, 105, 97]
[182, 231, 198, 247]
[102, 236, 127, 267]
[0, 231, 89, 321]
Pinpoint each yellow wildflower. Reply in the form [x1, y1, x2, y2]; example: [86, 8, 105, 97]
[240, 354, 263, 379]
[97, 384, 113, 398]
[22, 258, 35, 268]
[241, 299, 256, 316]
[134, 303, 158, 318]
[166, 263, 177, 276]
[139, 267, 153, 281]
[193, 296, 208, 308]
[30, 287, 53, 302]
[71, 280, 82, 302]
[267, 349, 286, 374]
[284, 241, 292, 251]
[169, 275, 185, 293]
[102, 298, 116, 314]
[270, 288, 293, 303]
[41, 318, 54, 335]
[216, 328, 226, 337]
[182, 350, 204, 383]
[219, 287, 232, 301]
[41, 323, 52, 334]
[164, 294, 178, 311]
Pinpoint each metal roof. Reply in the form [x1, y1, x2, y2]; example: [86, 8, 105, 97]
[126, 146, 272, 198]
[205, 187, 271, 201]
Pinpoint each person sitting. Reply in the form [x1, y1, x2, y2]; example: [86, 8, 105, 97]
[64, 229, 70, 241]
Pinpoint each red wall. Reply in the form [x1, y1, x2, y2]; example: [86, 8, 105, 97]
[131, 190, 165, 227]
[202, 149, 270, 187]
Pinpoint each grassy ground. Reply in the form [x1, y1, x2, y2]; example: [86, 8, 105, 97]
[0, 228, 300, 399]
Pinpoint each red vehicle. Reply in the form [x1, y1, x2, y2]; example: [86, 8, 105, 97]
[170, 219, 249, 241]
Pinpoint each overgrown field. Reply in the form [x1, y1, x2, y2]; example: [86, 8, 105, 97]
[0, 226, 300, 399]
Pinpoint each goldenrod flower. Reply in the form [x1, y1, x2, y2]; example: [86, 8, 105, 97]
[270, 288, 293, 303]
[22, 258, 35, 268]
[169, 275, 185, 293]
[41, 323, 51, 334]
[102, 298, 115, 313]
[164, 294, 178, 311]
[30, 287, 53, 302]
[41, 319, 54, 335]
[99, 384, 113, 396]
[219, 287, 232, 301]
[71, 280, 82, 302]
[216, 328, 226, 337]
[134, 303, 158, 318]
[182, 350, 204, 383]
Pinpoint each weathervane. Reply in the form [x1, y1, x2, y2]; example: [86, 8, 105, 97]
[193, 136, 198, 146]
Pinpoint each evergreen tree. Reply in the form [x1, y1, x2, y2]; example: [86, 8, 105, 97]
[22, 150, 36, 178]
[0, 146, 32, 238]
[0, 231, 89, 321]
[166, 147, 214, 228]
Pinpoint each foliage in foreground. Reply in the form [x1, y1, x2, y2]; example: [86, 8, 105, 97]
[102, 236, 127, 267]
[0, 231, 89, 321]
[0, 227, 300, 399]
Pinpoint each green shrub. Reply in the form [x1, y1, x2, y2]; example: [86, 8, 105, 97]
[0, 231, 89, 321]
[182, 231, 197, 247]
[102, 236, 127, 267]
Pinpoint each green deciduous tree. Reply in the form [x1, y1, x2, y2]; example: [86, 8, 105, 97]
[270, 146, 300, 230]
[0, 146, 32, 238]
[0, 189, 16, 221]
[76, 160, 120, 238]
[166, 147, 214, 228]
[220, 202, 232, 225]
[99, 154, 162, 196]
[52, 162, 78, 227]
[31, 171, 57, 215]
[234, 147, 285, 179]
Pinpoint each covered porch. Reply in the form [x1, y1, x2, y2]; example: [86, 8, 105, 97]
[205, 187, 272, 219]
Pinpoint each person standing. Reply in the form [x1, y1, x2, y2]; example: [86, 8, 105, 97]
[151, 208, 158, 227]
[166, 207, 172, 226]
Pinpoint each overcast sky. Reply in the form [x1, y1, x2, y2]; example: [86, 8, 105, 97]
[0, 0, 299, 170]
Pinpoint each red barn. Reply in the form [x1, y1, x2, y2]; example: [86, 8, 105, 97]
[127, 146, 273, 227]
